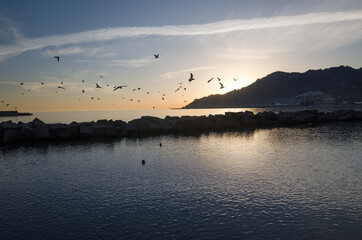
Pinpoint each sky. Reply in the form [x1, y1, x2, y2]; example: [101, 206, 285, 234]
[0, 0, 361, 112]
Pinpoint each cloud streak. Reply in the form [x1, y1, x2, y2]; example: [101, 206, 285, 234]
[0, 10, 362, 59]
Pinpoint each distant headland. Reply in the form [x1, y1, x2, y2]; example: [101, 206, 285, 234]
[1, 109, 361, 145]
[184, 66, 362, 109]
[0, 111, 32, 117]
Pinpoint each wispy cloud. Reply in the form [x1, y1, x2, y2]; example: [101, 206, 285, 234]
[0, 10, 362, 59]
[75, 57, 154, 68]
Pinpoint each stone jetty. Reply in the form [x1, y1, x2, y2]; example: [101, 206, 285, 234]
[1, 109, 361, 144]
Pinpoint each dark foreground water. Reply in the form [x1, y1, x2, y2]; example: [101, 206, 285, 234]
[0, 123, 361, 240]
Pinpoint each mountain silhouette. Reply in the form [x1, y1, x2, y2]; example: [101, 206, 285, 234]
[184, 66, 362, 108]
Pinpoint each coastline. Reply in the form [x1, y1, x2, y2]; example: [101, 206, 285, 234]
[1, 109, 361, 145]
[0, 111, 32, 117]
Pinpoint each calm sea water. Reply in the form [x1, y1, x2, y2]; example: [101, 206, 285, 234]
[0, 120, 361, 239]
[1, 105, 362, 124]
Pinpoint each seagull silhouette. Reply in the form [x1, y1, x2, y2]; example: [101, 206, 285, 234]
[99, 75, 103, 78]
[207, 77, 214, 83]
[54, 56, 60, 62]
[154, 54, 159, 59]
[132, 89, 137, 91]
[219, 82, 225, 89]
[96, 83, 101, 88]
[20, 82, 23, 85]
[138, 87, 141, 91]
[82, 89, 85, 93]
[233, 78, 239, 81]
[217, 77, 221, 81]
[113, 85, 127, 91]
[58, 86, 65, 90]
[41, 82, 44, 85]
[82, 80, 85, 82]
[189, 73, 195, 82]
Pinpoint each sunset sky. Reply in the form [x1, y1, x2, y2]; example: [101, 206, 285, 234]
[0, 0, 362, 112]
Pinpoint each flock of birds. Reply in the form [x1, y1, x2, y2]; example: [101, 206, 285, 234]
[1, 54, 240, 110]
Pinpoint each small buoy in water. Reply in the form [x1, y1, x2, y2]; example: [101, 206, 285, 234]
[159, 143, 162, 147]
[142, 160, 145, 165]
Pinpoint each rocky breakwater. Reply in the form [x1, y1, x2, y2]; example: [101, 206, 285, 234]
[1, 109, 362, 144]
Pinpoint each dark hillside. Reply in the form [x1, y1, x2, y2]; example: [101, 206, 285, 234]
[184, 66, 362, 108]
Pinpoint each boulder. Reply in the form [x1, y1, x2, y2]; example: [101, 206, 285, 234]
[159, 120, 174, 132]
[32, 118, 45, 126]
[125, 122, 137, 134]
[149, 121, 163, 134]
[1, 120, 18, 130]
[93, 123, 107, 137]
[32, 124, 51, 140]
[3, 129, 23, 143]
[129, 119, 149, 133]
[20, 125, 33, 141]
[49, 124, 78, 139]
[79, 125, 94, 138]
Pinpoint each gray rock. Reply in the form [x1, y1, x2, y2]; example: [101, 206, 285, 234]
[49, 124, 78, 139]
[33, 124, 51, 140]
[3, 129, 23, 143]
[20, 125, 33, 141]
[159, 120, 174, 132]
[1, 121, 18, 130]
[125, 122, 137, 134]
[32, 118, 45, 126]
[79, 125, 94, 138]
[93, 123, 107, 137]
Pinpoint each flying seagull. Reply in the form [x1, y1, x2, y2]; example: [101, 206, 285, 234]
[96, 83, 102, 88]
[58, 86, 65, 90]
[207, 77, 214, 83]
[189, 73, 195, 82]
[217, 77, 221, 81]
[54, 56, 60, 62]
[99, 75, 103, 78]
[132, 89, 137, 92]
[233, 78, 239, 81]
[154, 54, 159, 59]
[219, 82, 225, 89]
[20, 82, 23, 85]
[114, 85, 127, 91]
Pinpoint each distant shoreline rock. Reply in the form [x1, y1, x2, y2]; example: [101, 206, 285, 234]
[0, 111, 32, 117]
[1, 109, 361, 144]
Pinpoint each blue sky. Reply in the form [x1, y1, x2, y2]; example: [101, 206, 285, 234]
[0, 0, 362, 111]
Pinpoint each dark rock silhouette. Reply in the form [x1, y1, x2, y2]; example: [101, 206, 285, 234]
[184, 66, 362, 108]
[1, 109, 362, 144]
